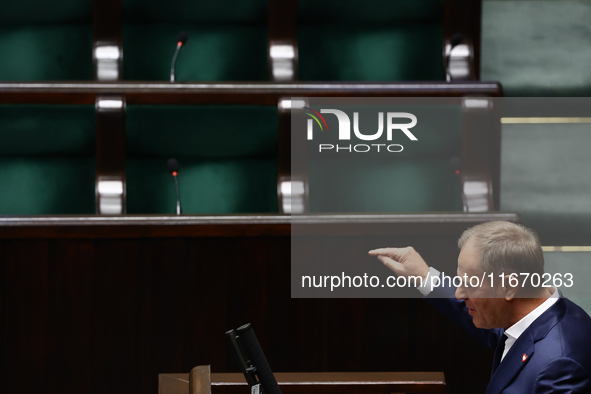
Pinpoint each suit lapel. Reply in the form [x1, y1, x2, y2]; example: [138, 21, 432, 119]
[485, 297, 568, 394]
[486, 331, 534, 394]
[491, 332, 507, 375]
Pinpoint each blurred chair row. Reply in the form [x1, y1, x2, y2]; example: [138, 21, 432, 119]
[1, 0, 460, 82]
[0, 0, 498, 216]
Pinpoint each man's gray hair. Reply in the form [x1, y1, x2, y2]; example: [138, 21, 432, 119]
[458, 221, 544, 278]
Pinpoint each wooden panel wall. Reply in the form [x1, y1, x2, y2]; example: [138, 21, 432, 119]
[0, 222, 499, 394]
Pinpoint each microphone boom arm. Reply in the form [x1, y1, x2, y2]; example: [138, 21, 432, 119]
[173, 174, 182, 215]
[170, 44, 181, 82]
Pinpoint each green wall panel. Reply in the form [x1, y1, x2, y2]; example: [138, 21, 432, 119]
[545, 251, 591, 316]
[0, 25, 93, 81]
[482, 1, 591, 96]
[0, 158, 95, 215]
[0, 105, 95, 155]
[126, 158, 277, 214]
[500, 123, 591, 246]
[123, 24, 268, 81]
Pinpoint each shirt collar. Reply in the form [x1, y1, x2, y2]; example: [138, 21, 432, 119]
[504, 288, 560, 341]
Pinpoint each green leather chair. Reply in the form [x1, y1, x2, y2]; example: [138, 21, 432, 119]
[0, 105, 95, 214]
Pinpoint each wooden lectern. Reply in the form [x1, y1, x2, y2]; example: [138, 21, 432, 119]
[159, 365, 446, 394]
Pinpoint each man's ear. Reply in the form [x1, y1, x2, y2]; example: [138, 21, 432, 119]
[501, 274, 518, 301]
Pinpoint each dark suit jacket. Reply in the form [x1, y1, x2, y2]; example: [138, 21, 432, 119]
[427, 286, 591, 393]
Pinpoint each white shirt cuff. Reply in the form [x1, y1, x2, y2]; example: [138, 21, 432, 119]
[417, 267, 441, 296]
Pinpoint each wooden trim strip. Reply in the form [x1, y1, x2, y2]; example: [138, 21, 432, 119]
[0, 82, 503, 105]
[0, 213, 520, 239]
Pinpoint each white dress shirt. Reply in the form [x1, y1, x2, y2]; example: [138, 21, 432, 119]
[417, 266, 440, 296]
[501, 289, 559, 361]
[417, 267, 560, 362]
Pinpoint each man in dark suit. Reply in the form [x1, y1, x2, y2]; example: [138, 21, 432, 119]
[369, 221, 591, 393]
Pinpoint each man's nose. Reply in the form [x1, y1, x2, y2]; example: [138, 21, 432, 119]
[455, 285, 467, 300]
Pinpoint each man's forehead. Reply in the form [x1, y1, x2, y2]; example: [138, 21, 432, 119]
[457, 253, 468, 272]
[458, 238, 479, 270]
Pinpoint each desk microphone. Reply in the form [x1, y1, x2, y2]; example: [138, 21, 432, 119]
[167, 158, 182, 215]
[226, 329, 261, 391]
[170, 31, 188, 82]
[450, 156, 467, 212]
[236, 324, 282, 394]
